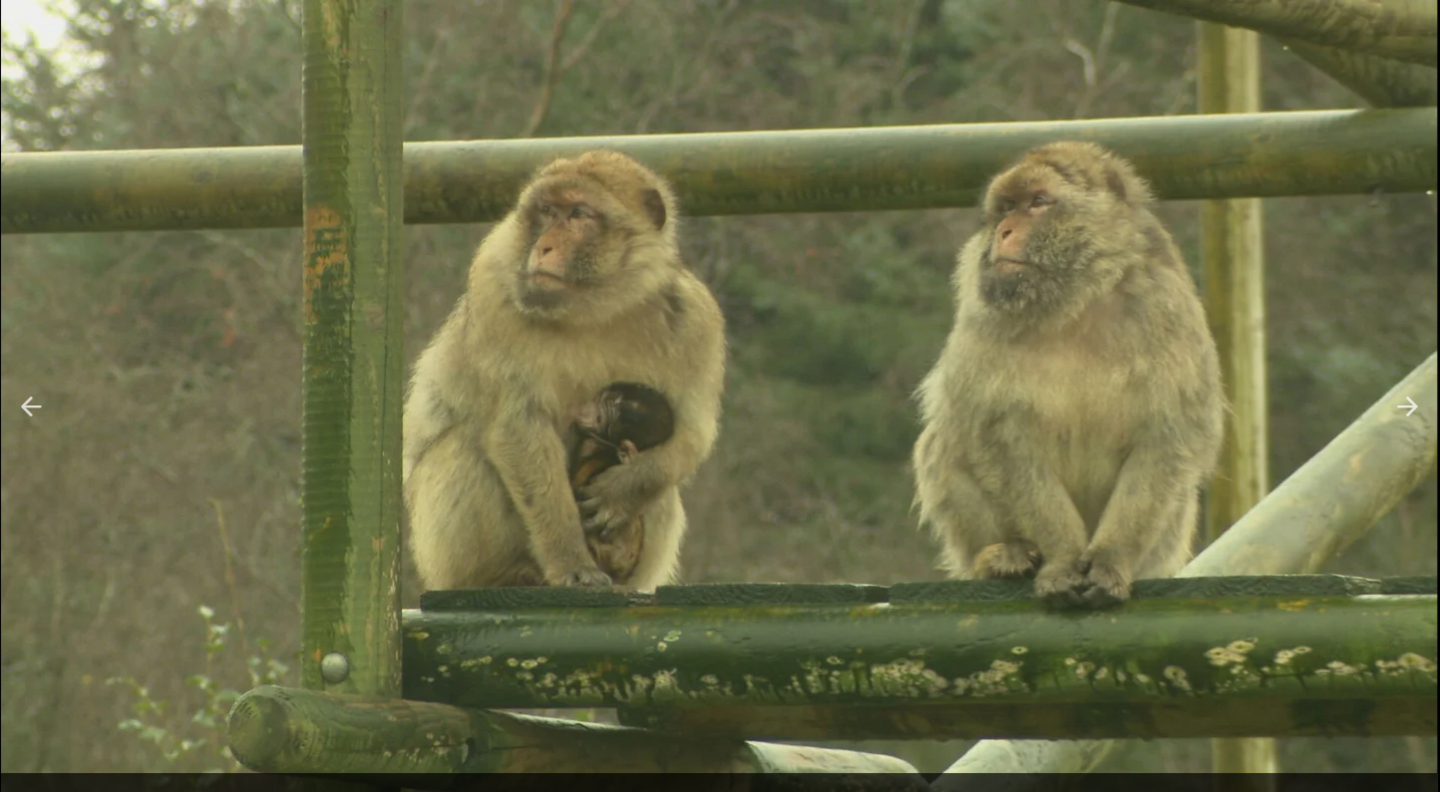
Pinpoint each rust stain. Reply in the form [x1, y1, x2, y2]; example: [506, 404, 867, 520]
[304, 205, 348, 324]
[364, 302, 385, 330]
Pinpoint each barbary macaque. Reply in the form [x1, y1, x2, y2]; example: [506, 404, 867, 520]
[566, 382, 676, 585]
[913, 141, 1223, 608]
[404, 150, 726, 591]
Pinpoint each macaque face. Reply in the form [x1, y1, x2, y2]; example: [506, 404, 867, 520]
[976, 166, 1094, 312]
[579, 383, 674, 451]
[518, 186, 608, 310]
[989, 180, 1057, 273]
[574, 388, 625, 440]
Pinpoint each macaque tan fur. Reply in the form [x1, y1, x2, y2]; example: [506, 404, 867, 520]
[567, 382, 676, 585]
[404, 150, 726, 591]
[913, 141, 1223, 608]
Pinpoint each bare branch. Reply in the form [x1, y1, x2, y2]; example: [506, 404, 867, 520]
[635, 0, 740, 133]
[560, 0, 632, 73]
[405, 5, 456, 137]
[522, 0, 577, 138]
[1072, 2, 1121, 118]
[210, 498, 250, 656]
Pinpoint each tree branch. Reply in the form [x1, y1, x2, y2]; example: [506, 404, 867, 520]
[522, 0, 577, 138]
[560, 0, 632, 73]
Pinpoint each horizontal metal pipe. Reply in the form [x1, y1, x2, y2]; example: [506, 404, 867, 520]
[227, 685, 925, 780]
[401, 585, 1436, 740]
[3, 108, 1435, 234]
[1114, 0, 1438, 67]
[613, 696, 1435, 742]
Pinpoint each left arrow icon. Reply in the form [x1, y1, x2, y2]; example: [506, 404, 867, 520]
[21, 397, 41, 417]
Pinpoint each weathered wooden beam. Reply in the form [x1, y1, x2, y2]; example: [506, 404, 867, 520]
[296, 0, 404, 698]
[1198, 20, 1276, 778]
[1285, 39, 1438, 108]
[1200, 24, 1270, 554]
[1269, 0, 1436, 108]
[1187, 353, 1437, 579]
[398, 577, 1437, 741]
[226, 685, 925, 783]
[2, 109, 1435, 234]
[1114, 0, 1438, 66]
[934, 352, 1438, 779]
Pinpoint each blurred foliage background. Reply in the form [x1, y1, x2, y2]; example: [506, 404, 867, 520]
[1, 0, 1435, 774]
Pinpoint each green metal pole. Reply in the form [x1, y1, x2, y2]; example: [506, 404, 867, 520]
[1277, 0, 1438, 110]
[297, 0, 404, 699]
[1113, 0, 1438, 66]
[399, 580, 1436, 740]
[228, 685, 927, 780]
[3, 108, 1435, 234]
[1284, 38, 1437, 108]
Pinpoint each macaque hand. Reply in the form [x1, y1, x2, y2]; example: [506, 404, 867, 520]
[578, 463, 654, 538]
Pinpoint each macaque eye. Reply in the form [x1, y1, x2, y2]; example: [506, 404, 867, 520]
[569, 206, 586, 220]
[537, 203, 555, 217]
[1030, 194, 1051, 208]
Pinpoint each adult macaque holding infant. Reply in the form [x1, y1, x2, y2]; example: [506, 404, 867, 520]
[403, 150, 726, 592]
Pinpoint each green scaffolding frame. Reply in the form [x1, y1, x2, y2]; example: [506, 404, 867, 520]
[2, 0, 1435, 780]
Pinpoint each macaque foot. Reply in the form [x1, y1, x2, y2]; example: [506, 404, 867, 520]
[578, 466, 650, 536]
[579, 496, 632, 536]
[1033, 558, 1088, 605]
[616, 439, 640, 464]
[972, 541, 1043, 579]
[583, 519, 621, 543]
[1073, 551, 1131, 607]
[1035, 553, 1131, 609]
[553, 566, 614, 588]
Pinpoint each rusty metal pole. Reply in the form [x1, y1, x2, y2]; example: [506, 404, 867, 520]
[297, 0, 405, 700]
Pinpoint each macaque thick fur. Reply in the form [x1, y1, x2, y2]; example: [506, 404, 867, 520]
[404, 150, 726, 591]
[567, 382, 676, 585]
[913, 141, 1223, 608]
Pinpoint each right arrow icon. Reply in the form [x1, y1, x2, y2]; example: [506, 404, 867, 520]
[1398, 397, 1418, 417]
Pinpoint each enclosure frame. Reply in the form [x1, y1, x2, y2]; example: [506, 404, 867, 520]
[1, 0, 1435, 779]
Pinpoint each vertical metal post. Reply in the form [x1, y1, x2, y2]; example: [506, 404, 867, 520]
[1199, 21, 1274, 779]
[299, 0, 405, 699]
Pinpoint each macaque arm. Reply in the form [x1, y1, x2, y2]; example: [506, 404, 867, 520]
[578, 389, 715, 532]
[401, 314, 464, 482]
[579, 279, 725, 531]
[402, 388, 451, 483]
[915, 424, 1008, 576]
[975, 410, 1091, 564]
[627, 395, 714, 484]
[1008, 460, 1091, 564]
[969, 418, 1093, 599]
[486, 408, 605, 584]
[1085, 423, 1199, 576]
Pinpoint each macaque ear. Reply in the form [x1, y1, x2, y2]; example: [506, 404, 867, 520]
[1105, 168, 1131, 204]
[641, 188, 667, 230]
